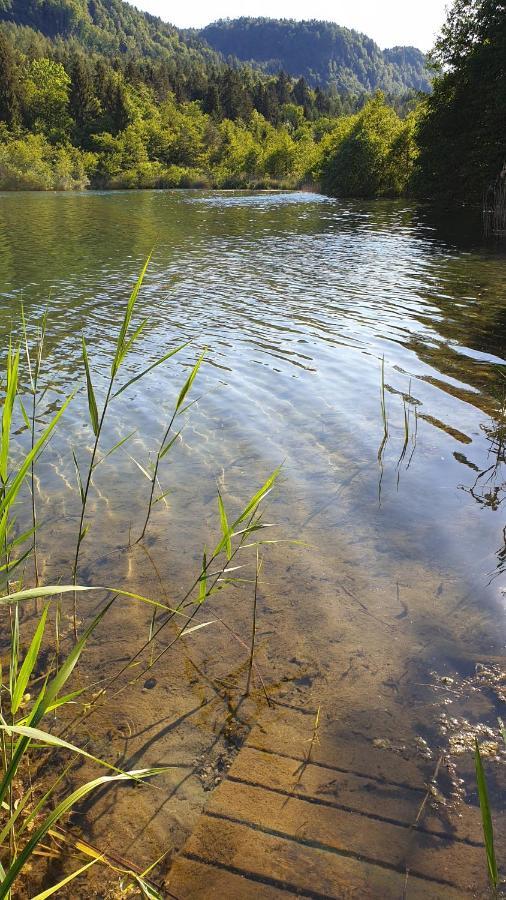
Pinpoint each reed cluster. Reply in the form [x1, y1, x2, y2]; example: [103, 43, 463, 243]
[0, 260, 280, 897]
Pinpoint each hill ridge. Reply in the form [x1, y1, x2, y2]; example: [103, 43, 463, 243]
[198, 16, 431, 94]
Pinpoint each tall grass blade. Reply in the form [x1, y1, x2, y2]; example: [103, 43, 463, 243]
[217, 492, 232, 560]
[198, 550, 207, 604]
[30, 857, 100, 899]
[19, 398, 30, 430]
[0, 598, 115, 806]
[159, 430, 181, 461]
[0, 767, 165, 898]
[0, 392, 74, 545]
[111, 342, 189, 400]
[0, 724, 148, 780]
[175, 351, 205, 413]
[1, 343, 20, 485]
[82, 336, 99, 436]
[474, 739, 499, 890]
[0, 584, 100, 607]
[11, 604, 48, 714]
[112, 253, 152, 376]
[93, 430, 136, 469]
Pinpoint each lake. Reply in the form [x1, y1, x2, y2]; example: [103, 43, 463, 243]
[0, 189, 505, 888]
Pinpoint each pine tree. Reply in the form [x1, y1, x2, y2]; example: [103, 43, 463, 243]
[221, 68, 253, 121]
[315, 86, 330, 116]
[203, 80, 221, 118]
[293, 77, 311, 108]
[69, 53, 100, 142]
[0, 30, 19, 126]
[275, 70, 291, 106]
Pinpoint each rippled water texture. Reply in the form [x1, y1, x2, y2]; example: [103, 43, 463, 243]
[0, 190, 505, 878]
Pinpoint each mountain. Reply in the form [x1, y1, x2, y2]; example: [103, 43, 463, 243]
[198, 18, 431, 94]
[0, 3, 431, 99]
[0, 0, 220, 66]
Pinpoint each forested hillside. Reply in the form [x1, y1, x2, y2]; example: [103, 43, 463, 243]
[0, 0, 422, 192]
[199, 18, 431, 94]
[0, 0, 216, 61]
[0, 0, 502, 208]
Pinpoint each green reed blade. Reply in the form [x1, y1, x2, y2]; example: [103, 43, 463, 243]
[474, 739, 499, 890]
[11, 604, 48, 714]
[1, 723, 149, 780]
[1, 343, 20, 485]
[72, 450, 85, 502]
[0, 391, 74, 544]
[159, 430, 181, 460]
[0, 598, 115, 807]
[9, 604, 19, 701]
[19, 398, 30, 430]
[112, 253, 152, 376]
[235, 467, 281, 526]
[121, 317, 148, 360]
[81, 335, 99, 436]
[0, 767, 166, 898]
[30, 857, 100, 900]
[132, 874, 164, 900]
[92, 430, 136, 470]
[39, 597, 115, 714]
[198, 550, 207, 604]
[0, 584, 99, 606]
[175, 350, 205, 413]
[217, 491, 232, 560]
[112, 342, 189, 400]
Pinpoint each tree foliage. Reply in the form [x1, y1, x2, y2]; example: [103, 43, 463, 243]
[200, 18, 431, 95]
[415, 0, 506, 200]
[320, 94, 417, 197]
[0, 16, 421, 194]
[3, 0, 500, 205]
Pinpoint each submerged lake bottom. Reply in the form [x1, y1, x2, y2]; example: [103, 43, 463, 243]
[0, 189, 505, 895]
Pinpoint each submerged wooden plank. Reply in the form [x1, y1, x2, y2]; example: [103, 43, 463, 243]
[167, 856, 299, 899]
[206, 778, 484, 891]
[228, 745, 486, 846]
[247, 706, 428, 790]
[179, 813, 470, 899]
[168, 706, 491, 898]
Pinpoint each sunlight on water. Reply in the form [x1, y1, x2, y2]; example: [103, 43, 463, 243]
[0, 189, 505, 868]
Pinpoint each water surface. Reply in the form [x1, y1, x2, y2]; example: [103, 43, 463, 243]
[1, 189, 505, 885]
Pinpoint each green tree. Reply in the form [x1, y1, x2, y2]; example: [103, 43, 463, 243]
[221, 68, 253, 121]
[321, 94, 407, 197]
[0, 30, 19, 126]
[415, 0, 506, 200]
[69, 53, 100, 143]
[24, 57, 71, 141]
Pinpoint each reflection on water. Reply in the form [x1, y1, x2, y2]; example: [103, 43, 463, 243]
[0, 189, 505, 880]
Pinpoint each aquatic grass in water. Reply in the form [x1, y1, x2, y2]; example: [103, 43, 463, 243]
[138, 348, 205, 542]
[474, 739, 500, 894]
[72, 255, 186, 632]
[377, 361, 420, 498]
[0, 264, 283, 897]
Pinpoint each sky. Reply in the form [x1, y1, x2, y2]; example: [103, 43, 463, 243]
[133, 0, 449, 51]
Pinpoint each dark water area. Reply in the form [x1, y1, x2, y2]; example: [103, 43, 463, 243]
[0, 189, 505, 885]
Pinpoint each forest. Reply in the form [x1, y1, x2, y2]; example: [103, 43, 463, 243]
[0, 0, 504, 201]
[198, 18, 431, 95]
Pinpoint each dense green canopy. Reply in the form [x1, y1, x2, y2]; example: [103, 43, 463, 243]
[0, 0, 503, 209]
[199, 18, 430, 95]
[415, 0, 506, 200]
